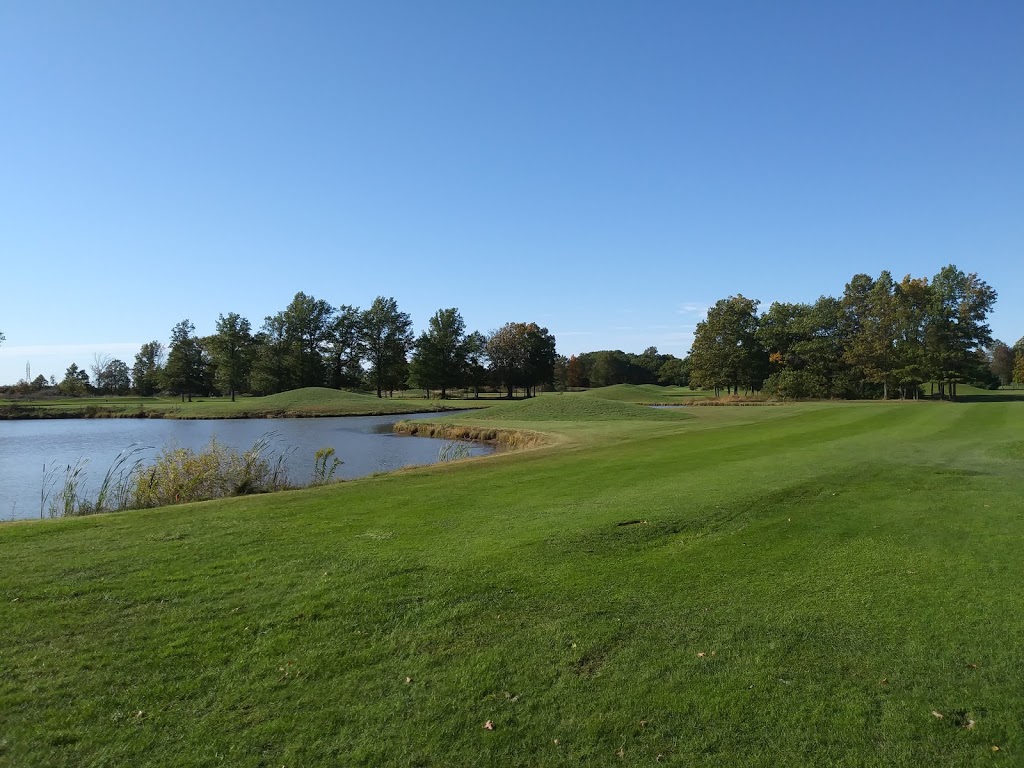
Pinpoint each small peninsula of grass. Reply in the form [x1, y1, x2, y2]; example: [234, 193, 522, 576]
[2, 391, 1024, 766]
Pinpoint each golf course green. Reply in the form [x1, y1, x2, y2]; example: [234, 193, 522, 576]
[2, 387, 1022, 766]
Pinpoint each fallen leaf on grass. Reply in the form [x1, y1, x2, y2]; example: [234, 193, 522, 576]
[616, 746, 625, 759]
[553, 739, 560, 745]
[404, 677, 412, 684]
[697, 652, 706, 658]
[880, 678, 889, 686]
[992, 746, 1000, 752]
[964, 720, 976, 730]
[966, 663, 980, 669]
[483, 720, 494, 730]
[931, 711, 944, 719]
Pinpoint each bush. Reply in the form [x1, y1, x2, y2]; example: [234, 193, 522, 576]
[129, 435, 290, 509]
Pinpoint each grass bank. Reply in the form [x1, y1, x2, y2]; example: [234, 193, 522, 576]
[2, 395, 1024, 766]
[0, 387, 491, 420]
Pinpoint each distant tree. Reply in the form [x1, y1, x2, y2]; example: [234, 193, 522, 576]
[409, 308, 468, 398]
[1014, 351, 1024, 385]
[250, 313, 291, 395]
[0, 330, 5, 347]
[164, 319, 205, 402]
[589, 350, 630, 387]
[327, 305, 364, 389]
[58, 363, 90, 396]
[524, 324, 557, 396]
[209, 312, 253, 401]
[91, 354, 113, 392]
[843, 272, 901, 399]
[553, 355, 569, 391]
[657, 356, 690, 387]
[689, 295, 765, 395]
[463, 331, 489, 398]
[283, 292, 335, 388]
[132, 341, 165, 396]
[924, 265, 997, 400]
[988, 340, 1015, 386]
[360, 297, 413, 398]
[487, 323, 531, 398]
[30, 374, 48, 391]
[96, 359, 131, 395]
[566, 354, 584, 388]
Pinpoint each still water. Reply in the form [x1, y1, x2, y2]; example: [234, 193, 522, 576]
[0, 413, 491, 521]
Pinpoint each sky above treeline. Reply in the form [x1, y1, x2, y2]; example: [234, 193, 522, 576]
[1, 1, 1022, 385]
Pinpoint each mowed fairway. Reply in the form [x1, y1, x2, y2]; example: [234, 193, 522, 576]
[2, 397, 1023, 766]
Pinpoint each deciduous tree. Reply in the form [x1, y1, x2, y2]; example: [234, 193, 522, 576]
[409, 308, 468, 398]
[164, 319, 205, 402]
[689, 295, 765, 396]
[209, 312, 253, 401]
[132, 341, 165, 396]
[360, 297, 413, 398]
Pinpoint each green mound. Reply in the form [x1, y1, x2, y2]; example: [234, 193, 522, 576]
[579, 383, 700, 403]
[469, 393, 687, 421]
[257, 387, 376, 408]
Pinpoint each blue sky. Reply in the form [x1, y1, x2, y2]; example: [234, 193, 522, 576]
[1, 1, 1021, 384]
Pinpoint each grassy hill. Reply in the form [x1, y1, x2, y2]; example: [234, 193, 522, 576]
[2, 397, 1023, 765]
[0, 387, 486, 419]
[578, 383, 706, 403]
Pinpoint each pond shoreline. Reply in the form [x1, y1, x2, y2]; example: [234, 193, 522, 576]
[0, 404, 486, 421]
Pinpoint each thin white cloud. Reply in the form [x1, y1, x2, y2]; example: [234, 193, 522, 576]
[676, 303, 708, 316]
[0, 342, 143, 358]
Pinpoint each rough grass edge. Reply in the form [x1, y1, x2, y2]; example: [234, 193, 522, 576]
[392, 421, 551, 450]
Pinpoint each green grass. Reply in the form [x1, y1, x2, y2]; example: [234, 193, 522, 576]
[578, 383, 708, 403]
[2, 398, 1024, 766]
[0, 387, 489, 419]
[467, 392, 690, 422]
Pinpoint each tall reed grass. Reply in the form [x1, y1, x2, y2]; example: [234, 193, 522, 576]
[40, 434, 340, 517]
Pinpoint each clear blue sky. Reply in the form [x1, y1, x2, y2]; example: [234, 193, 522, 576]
[1, 1, 1021, 384]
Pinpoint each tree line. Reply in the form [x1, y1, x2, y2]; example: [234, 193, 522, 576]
[688, 265, 1009, 399]
[15, 295, 557, 401]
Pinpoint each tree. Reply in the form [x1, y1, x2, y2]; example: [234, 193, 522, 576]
[58, 363, 90, 396]
[988, 340, 1015, 386]
[0, 330, 5, 347]
[409, 308, 468, 398]
[486, 323, 531, 398]
[843, 272, 901, 399]
[523, 323, 557, 396]
[924, 265, 997, 400]
[689, 295, 765, 395]
[360, 297, 413, 398]
[283, 292, 335, 388]
[658, 356, 690, 387]
[95, 359, 131, 395]
[132, 341, 165, 396]
[553, 355, 569, 391]
[463, 331, 489, 398]
[327, 305, 364, 389]
[164, 319, 205, 402]
[566, 355, 584, 388]
[1015, 351, 1024, 385]
[250, 313, 291, 395]
[209, 312, 253, 401]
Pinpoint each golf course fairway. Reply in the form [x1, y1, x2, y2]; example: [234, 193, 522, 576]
[2, 393, 1022, 766]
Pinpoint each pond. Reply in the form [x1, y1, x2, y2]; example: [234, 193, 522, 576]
[0, 413, 492, 521]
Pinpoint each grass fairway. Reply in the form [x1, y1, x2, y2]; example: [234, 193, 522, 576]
[0, 387, 488, 420]
[2, 397, 1023, 766]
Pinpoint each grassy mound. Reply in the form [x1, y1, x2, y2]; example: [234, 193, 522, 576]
[469, 393, 688, 421]
[579, 383, 702, 403]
